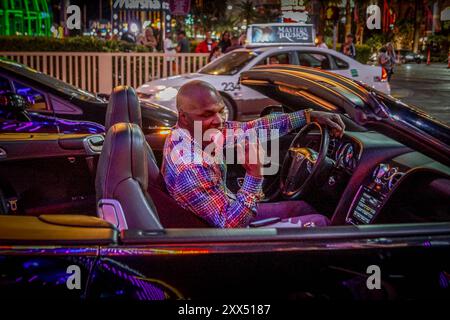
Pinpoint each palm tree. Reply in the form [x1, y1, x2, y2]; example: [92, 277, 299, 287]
[191, 0, 229, 33]
[237, 0, 258, 27]
[413, 0, 423, 53]
[354, 0, 368, 45]
[344, 0, 352, 36]
[256, 6, 281, 24]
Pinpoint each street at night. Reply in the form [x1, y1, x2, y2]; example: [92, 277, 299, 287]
[391, 63, 450, 124]
[1, 0, 450, 312]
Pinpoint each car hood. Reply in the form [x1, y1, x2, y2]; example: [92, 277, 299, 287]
[241, 65, 450, 163]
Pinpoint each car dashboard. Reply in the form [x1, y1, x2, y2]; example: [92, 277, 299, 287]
[330, 131, 450, 226]
[328, 136, 362, 174]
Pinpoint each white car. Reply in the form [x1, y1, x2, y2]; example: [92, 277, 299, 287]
[137, 46, 391, 120]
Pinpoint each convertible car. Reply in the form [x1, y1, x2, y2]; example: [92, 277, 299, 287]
[0, 65, 449, 300]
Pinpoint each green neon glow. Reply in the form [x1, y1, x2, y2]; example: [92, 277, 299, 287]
[1, 0, 52, 36]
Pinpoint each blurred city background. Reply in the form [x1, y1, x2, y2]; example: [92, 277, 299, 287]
[0, 0, 449, 122]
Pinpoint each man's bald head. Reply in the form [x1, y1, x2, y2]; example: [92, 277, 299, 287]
[176, 80, 221, 113]
[176, 80, 226, 136]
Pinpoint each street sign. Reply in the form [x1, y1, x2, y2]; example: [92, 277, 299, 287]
[246, 23, 315, 46]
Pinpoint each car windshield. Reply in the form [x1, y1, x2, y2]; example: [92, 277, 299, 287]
[199, 51, 259, 76]
[0, 59, 104, 103]
[366, 87, 450, 145]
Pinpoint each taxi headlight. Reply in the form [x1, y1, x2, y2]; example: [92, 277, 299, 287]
[137, 85, 168, 99]
[154, 87, 179, 101]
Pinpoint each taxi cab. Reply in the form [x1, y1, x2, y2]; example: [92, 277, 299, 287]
[137, 24, 390, 120]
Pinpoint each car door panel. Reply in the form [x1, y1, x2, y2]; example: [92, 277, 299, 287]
[0, 214, 118, 299]
[0, 250, 96, 299]
[0, 134, 99, 215]
[87, 224, 450, 300]
[0, 223, 449, 299]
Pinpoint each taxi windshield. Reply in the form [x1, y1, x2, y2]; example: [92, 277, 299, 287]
[199, 51, 259, 76]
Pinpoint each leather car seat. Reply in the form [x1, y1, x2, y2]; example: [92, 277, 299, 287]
[101, 86, 209, 228]
[96, 122, 163, 231]
[105, 85, 162, 189]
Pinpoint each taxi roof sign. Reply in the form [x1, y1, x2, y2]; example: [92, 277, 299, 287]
[246, 23, 316, 47]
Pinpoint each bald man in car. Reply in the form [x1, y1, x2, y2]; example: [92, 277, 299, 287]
[161, 80, 345, 228]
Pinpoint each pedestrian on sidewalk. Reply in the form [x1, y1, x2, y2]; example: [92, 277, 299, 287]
[218, 31, 232, 53]
[224, 36, 242, 53]
[208, 46, 222, 63]
[341, 34, 356, 59]
[176, 30, 190, 53]
[238, 32, 247, 46]
[195, 31, 217, 53]
[164, 32, 177, 73]
[386, 42, 397, 67]
[378, 46, 395, 82]
[137, 28, 158, 52]
[315, 34, 328, 49]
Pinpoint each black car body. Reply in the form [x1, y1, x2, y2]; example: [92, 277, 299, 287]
[0, 65, 449, 300]
[0, 58, 177, 152]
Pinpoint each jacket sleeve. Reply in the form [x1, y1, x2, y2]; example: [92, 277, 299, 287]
[172, 164, 263, 228]
[225, 109, 307, 143]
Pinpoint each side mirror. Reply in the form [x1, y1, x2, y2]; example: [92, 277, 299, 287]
[260, 105, 284, 117]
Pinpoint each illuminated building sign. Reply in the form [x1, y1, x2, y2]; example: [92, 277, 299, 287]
[0, 0, 52, 36]
[247, 23, 315, 46]
[113, 0, 170, 11]
[281, 0, 309, 23]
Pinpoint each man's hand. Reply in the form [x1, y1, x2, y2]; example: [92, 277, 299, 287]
[237, 141, 265, 178]
[310, 111, 345, 138]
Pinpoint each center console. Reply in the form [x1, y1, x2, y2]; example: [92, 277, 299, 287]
[346, 163, 405, 225]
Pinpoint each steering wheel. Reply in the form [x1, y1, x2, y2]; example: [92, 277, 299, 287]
[280, 122, 330, 199]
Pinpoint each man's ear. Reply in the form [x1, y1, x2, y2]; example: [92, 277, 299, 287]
[178, 110, 187, 125]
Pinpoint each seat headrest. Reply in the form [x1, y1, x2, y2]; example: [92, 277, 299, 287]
[105, 86, 142, 131]
[96, 123, 148, 200]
